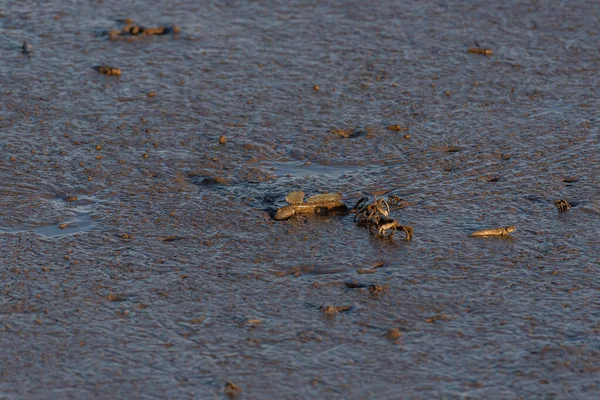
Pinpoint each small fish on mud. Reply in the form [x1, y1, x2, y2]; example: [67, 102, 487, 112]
[93, 66, 121, 76]
[274, 191, 348, 220]
[469, 225, 516, 237]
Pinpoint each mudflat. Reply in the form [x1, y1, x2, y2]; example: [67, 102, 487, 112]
[1, 1, 599, 398]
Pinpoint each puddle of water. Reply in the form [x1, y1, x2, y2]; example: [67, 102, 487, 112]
[0, 194, 99, 237]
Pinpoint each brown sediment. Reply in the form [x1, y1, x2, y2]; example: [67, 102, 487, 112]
[469, 225, 516, 237]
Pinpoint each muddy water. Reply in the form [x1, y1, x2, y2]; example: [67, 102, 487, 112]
[1, 0, 600, 398]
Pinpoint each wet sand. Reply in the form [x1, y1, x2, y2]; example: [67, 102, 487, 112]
[1, 0, 600, 398]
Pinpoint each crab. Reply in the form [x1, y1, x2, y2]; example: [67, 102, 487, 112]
[369, 285, 387, 296]
[375, 218, 413, 240]
[353, 197, 390, 225]
[555, 199, 571, 212]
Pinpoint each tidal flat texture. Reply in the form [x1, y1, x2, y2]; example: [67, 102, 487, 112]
[1, 0, 599, 398]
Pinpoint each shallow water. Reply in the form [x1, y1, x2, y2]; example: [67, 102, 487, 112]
[1, 0, 600, 398]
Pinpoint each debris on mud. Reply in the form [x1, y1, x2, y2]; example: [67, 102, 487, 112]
[274, 191, 348, 220]
[555, 199, 571, 212]
[93, 66, 121, 76]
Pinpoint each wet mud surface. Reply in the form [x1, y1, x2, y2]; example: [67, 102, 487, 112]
[1, 0, 600, 398]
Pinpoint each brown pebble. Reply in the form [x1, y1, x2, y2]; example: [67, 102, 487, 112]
[403, 134, 411, 139]
[387, 328, 402, 339]
[64, 195, 78, 202]
[219, 135, 227, 144]
[58, 223, 68, 229]
[387, 124, 406, 132]
[147, 91, 157, 97]
[142, 153, 149, 158]
[313, 85, 320, 91]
